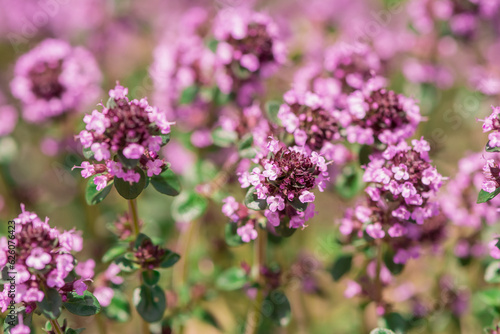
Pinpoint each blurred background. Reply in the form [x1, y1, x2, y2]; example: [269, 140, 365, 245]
[1, 0, 500, 333]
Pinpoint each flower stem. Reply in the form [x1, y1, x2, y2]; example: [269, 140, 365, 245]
[49, 319, 64, 334]
[244, 227, 266, 334]
[127, 198, 149, 334]
[374, 241, 383, 316]
[128, 199, 140, 236]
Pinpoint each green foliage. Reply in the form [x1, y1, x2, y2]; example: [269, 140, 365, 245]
[264, 290, 291, 327]
[477, 188, 500, 204]
[63, 290, 101, 316]
[104, 291, 131, 323]
[216, 267, 248, 291]
[244, 186, 267, 211]
[37, 288, 62, 319]
[330, 254, 352, 281]
[225, 223, 244, 247]
[265, 101, 281, 125]
[171, 190, 208, 222]
[133, 284, 166, 323]
[85, 176, 113, 205]
[114, 168, 146, 199]
[151, 168, 181, 196]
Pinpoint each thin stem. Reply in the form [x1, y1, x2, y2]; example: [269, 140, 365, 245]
[49, 319, 64, 334]
[244, 227, 266, 334]
[173, 219, 197, 290]
[128, 199, 140, 236]
[374, 241, 383, 316]
[127, 198, 149, 334]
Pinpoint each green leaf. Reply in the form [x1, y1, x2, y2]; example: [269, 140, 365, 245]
[274, 218, 297, 238]
[265, 101, 281, 125]
[244, 186, 267, 211]
[478, 289, 500, 307]
[134, 233, 152, 249]
[114, 168, 146, 200]
[289, 196, 308, 212]
[216, 267, 248, 291]
[106, 97, 117, 109]
[117, 151, 139, 169]
[104, 290, 131, 323]
[151, 168, 181, 196]
[225, 223, 244, 247]
[370, 329, 396, 334]
[212, 128, 238, 147]
[330, 254, 352, 281]
[238, 134, 255, 158]
[85, 176, 113, 205]
[358, 144, 372, 166]
[63, 290, 101, 316]
[486, 141, 500, 152]
[82, 147, 94, 159]
[102, 245, 128, 263]
[335, 165, 364, 199]
[37, 288, 62, 319]
[142, 270, 160, 286]
[383, 312, 408, 333]
[383, 249, 405, 276]
[485, 261, 500, 283]
[114, 255, 140, 273]
[265, 290, 291, 327]
[477, 188, 500, 204]
[179, 85, 198, 105]
[133, 285, 166, 323]
[160, 250, 181, 268]
[171, 191, 207, 222]
[160, 133, 171, 146]
[193, 307, 221, 330]
[207, 39, 218, 53]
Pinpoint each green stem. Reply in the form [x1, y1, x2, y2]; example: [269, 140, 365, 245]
[49, 319, 64, 334]
[244, 227, 266, 334]
[128, 199, 140, 236]
[127, 199, 150, 334]
[374, 241, 383, 315]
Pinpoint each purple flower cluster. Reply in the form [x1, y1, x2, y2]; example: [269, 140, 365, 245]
[0, 205, 88, 315]
[441, 152, 500, 228]
[239, 138, 328, 231]
[151, 8, 215, 118]
[10, 39, 101, 123]
[344, 77, 422, 146]
[277, 88, 351, 163]
[213, 8, 286, 98]
[74, 83, 174, 190]
[340, 138, 444, 263]
[408, 0, 500, 38]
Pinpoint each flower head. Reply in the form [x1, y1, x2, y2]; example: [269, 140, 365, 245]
[10, 39, 101, 123]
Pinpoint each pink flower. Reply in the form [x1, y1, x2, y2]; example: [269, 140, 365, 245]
[146, 159, 164, 177]
[264, 210, 281, 227]
[91, 142, 110, 161]
[94, 286, 114, 307]
[123, 143, 145, 159]
[267, 195, 285, 212]
[75, 259, 95, 280]
[237, 223, 258, 243]
[72, 161, 95, 178]
[344, 280, 362, 298]
[74, 279, 88, 296]
[366, 223, 385, 239]
[47, 270, 66, 288]
[94, 175, 108, 191]
[10, 315, 30, 334]
[299, 191, 315, 203]
[84, 110, 109, 135]
[25, 247, 51, 270]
